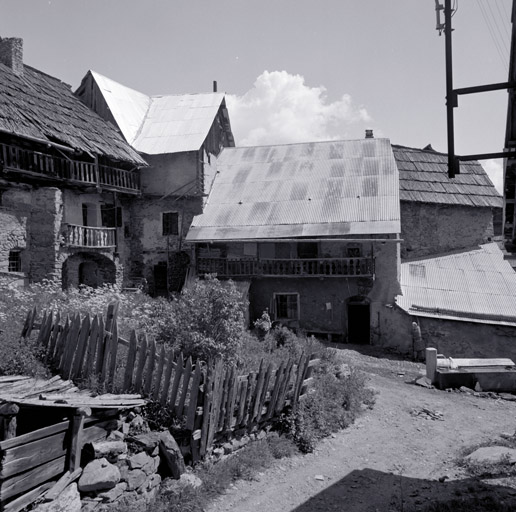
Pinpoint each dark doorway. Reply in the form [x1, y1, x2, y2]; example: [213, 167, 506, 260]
[79, 261, 98, 288]
[153, 263, 168, 297]
[347, 301, 370, 344]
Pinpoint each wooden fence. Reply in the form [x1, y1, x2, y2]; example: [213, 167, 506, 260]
[21, 304, 318, 461]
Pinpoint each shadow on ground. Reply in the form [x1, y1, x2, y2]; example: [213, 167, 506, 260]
[292, 468, 516, 512]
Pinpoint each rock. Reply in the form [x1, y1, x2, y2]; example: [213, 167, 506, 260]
[125, 468, 148, 491]
[128, 451, 154, 471]
[500, 393, 516, 402]
[475, 382, 483, 392]
[315, 474, 325, 481]
[78, 458, 121, 493]
[128, 415, 150, 435]
[222, 442, 233, 454]
[459, 386, 475, 394]
[466, 446, 516, 464]
[213, 447, 224, 457]
[129, 431, 161, 453]
[162, 472, 202, 493]
[415, 376, 433, 389]
[34, 483, 81, 512]
[107, 430, 125, 442]
[159, 430, 186, 479]
[90, 440, 127, 462]
[336, 363, 351, 379]
[97, 482, 128, 503]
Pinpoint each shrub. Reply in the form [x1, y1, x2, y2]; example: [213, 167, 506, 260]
[157, 276, 247, 365]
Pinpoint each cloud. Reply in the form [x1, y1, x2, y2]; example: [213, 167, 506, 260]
[482, 159, 504, 194]
[226, 71, 371, 147]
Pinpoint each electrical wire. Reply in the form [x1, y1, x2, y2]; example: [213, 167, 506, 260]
[476, 0, 509, 71]
[494, 0, 511, 41]
[485, 0, 510, 56]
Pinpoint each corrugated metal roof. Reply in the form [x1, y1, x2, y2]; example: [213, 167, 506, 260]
[396, 243, 516, 326]
[89, 71, 225, 155]
[187, 138, 401, 241]
[393, 145, 502, 208]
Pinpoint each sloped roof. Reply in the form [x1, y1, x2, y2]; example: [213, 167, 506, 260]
[0, 64, 145, 165]
[393, 145, 502, 208]
[187, 138, 401, 241]
[87, 71, 227, 155]
[397, 243, 516, 326]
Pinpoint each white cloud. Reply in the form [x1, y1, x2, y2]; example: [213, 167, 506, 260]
[226, 71, 371, 147]
[482, 159, 504, 194]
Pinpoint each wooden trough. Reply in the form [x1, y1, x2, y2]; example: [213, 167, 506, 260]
[0, 374, 144, 512]
[426, 348, 516, 392]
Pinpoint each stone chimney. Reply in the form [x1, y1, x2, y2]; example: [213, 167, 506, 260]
[365, 129, 374, 139]
[0, 37, 23, 76]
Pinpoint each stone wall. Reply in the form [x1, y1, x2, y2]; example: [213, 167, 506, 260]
[400, 202, 495, 259]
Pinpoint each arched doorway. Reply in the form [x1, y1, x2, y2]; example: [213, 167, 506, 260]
[79, 261, 99, 288]
[347, 296, 370, 344]
[62, 252, 116, 289]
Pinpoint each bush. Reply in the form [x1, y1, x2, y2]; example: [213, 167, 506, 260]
[157, 276, 247, 365]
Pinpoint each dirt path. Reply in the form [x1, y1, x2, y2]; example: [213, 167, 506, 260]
[207, 348, 516, 512]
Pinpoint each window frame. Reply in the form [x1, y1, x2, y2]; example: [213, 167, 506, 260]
[273, 292, 300, 321]
[162, 211, 179, 236]
[8, 249, 22, 273]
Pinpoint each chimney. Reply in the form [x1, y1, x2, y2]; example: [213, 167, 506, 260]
[365, 129, 374, 139]
[213, 80, 218, 93]
[0, 37, 23, 76]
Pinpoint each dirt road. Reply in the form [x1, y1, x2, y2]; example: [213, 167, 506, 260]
[207, 347, 516, 512]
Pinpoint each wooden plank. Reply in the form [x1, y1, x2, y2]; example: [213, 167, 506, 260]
[83, 315, 99, 381]
[71, 315, 91, 380]
[250, 360, 265, 423]
[199, 363, 214, 458]
[242, 371, 256, 427]
[266, 362, 286, 420]
[43, 468, 82, 502]
[68, 407, 91, 471]
[47, 311, 61, 361]
[0, 455, 66, 501]
[61, 314, 81, 376]
[206, 360, 224, 448]
[133, 335, 148, 393]
[81, 419, 121, 446]
[168, 353, 184, 409]
[185, 363, 202, 430]
[122, 331, 138, 392]
[190, 368, 205, 463]
[217, 366, 231, 431]
[3, 481, 54, 512]
[151, 345, 166, 400]
[256, 363, 273, 422]
[176, 356, 192, 417]
[275, 358, 295, 414]
[20, 309, 33, 339]
[437, 357, 515, 368]
[292, 354, 309, 406]
[235, 378, 248, 426]
[223, 367, 237, 431]
[104, 302, 119, 335]
[160, 352, 175, 405]
[0, 421, 69, 451]
[99, 320, 112, 386]
[36, 311, 51, 347]
[53, 317, 69, 368]
[22, 306, 38, 340]
[94, 316, 106, 377]
[143, 337, 156, 397]
[0, 431, 67, 479]
[107, 322, 119, 392]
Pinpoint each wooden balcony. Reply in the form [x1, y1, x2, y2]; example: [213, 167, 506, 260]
[64, 224, 116, 249]
[0, 142, 140, 194]
[197, 257, 375, 278]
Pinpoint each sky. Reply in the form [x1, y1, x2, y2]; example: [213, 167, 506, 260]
[1, 0, 513, 191]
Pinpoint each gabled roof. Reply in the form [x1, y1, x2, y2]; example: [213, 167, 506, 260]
[0, 64, 145, 165]
[397, 243, 516, 326]
[84, 71, 228, 155]
[393, 145, 502, 208]
[187, 138, 401, 241]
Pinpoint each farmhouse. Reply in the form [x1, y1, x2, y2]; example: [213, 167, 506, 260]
[0, 37, 146, 289]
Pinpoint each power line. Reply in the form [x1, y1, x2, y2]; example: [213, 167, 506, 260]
[485, 0, 510, 57]
[476, 0, 509, 71]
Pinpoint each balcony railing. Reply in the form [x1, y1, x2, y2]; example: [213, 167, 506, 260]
[0, 142, 140, 194]
[197, 257, 375, 278]
[64, 224, 116, 248]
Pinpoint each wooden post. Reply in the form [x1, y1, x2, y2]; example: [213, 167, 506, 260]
[426, 348, 438, 384]
[0, 402, 19, 440]
[68, 407, 91, 472]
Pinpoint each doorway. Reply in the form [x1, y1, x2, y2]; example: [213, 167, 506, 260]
[153, 263, 168, 297]
[79, 261, 98, 288]
[347, 300, 370, 344]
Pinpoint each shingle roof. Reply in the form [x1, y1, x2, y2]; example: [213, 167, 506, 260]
[0, 63, 145, 165]
[393, 145, 502, 208]
[396, 243, 516, 326]
[187, 138, 401, 241]
[87, 71, 227, 155]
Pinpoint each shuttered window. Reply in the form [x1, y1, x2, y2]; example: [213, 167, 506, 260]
[162, 212, 179, 236]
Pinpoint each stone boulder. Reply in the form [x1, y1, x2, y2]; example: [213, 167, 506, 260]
[466, 446, 516, 464]
[158, 431, 185, 479]
[35, 483, 81, 512]
[78, 458, 121, 493]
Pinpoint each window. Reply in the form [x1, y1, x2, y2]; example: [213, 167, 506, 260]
[8, 250, 21, 272]
[101, 205, 122, 228]
[297, 242, 318, 259]
[162, 212, 179, 236]
[347, 246, 361, 257]
[274, 293, 299, 320]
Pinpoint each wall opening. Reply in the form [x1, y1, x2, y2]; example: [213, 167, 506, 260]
[153, 262, 168, 297]
[79, 261, 99, 288]
[347, 297, 370, 344]
[62, 252, 116, 290]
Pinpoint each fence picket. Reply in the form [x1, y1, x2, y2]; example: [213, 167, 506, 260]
[99, 323, 112, 386]
[217, 367, 231, 431]
[199, 363, 215, 457]
[207, 360, 224, 448]
[47, 311, 61, 361]
[143, 338, 156, 396]
[176, 356, 192, 417]
[152, 345, 166, 400]
[185, 363, 202, 430]
[133, 335, 148, 393]
[94, 316, 106, 376]
[265, 362, 286, 420]
[292, 353, 308, 408]
[53, 316, 69, 368]
[71, 315, 90, 380]
[236, 378, 248, 426]
[83, 315, 99, 380]
[169, 353, 184, 409]
[107, 322, 119, 392]
[249, 360, 265, 424]
[160, 352, 175, 405]
[275, 358, 294, 414]
[62, 314, 81, 376]
[224, 367, 237, 432]
[123, 331, 138, 392]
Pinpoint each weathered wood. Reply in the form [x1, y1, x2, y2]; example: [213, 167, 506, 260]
[256, 363, 273, 422]
[276, 358, 295, 414]
[206, 360, 224, 447]
[133, 335, 148, 393]
[160, 352, 175, 405]
[185, 363, 202, 430]
[100, 320, 113, 386]
[123, 330, 138, 392]
[249, 360, 265, 423]
[21, 306, 37, 340]
[104, 301, 119, 335]
[0, 430, 68, 479]
[223, 367, 238, 431]
[20, 308, 34, 339]
[236, 378, 248, 426]
[300, 355, 316, 397]
[0, 455, 66, 501]
[217, 366, 231, 431]
[190, 368, 206, 463]
[53, 316, 70, 368]
[71, 315, 90, 380]
[0, 403, 19, 441]
[266, 362, 286, 420]
[68, 407, 91, 472]
[176, 356, 192, 417]
[83, 315, 99, 380]
[81, 419, 120, 446]
[169, 353, 184, 409]
[143, 337, 156, 396]
[0, 420, 69, 451]
[61, 314, 81, 376]
[291, 353, 307, 409]
[152, 345, 166, 400]
[37, 311, 54, 348]
[107, 321, 119, 392]
[3, 480, 54, 512]
[199, 363, 215, 457]
[43, 468, 82, 502]
[94, 316, 106, 376]
[35, 311, 48, 346]
[47, 311, 61, 362]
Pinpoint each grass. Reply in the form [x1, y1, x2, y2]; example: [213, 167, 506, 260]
[422, 496, 516, 512]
